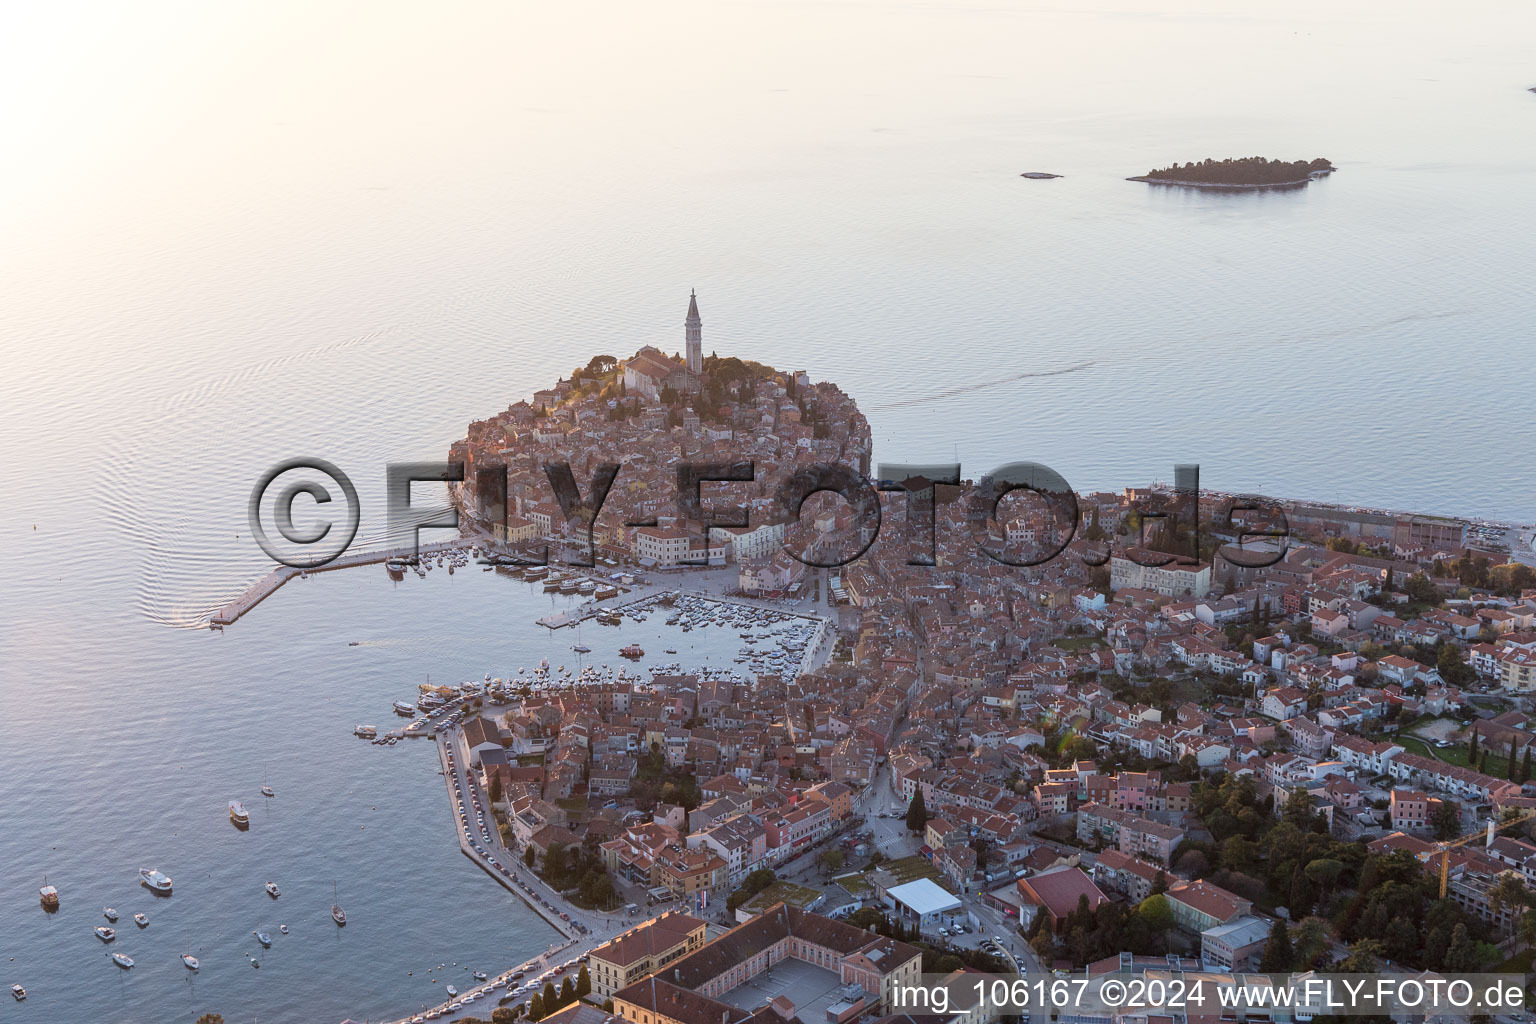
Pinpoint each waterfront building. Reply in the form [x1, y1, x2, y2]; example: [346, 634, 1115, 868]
[589, 912, 708, 1000]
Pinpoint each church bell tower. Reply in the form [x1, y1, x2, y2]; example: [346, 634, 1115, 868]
[685, 289, 702, 375]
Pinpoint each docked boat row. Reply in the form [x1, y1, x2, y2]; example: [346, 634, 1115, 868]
[385, 545, 475, 581]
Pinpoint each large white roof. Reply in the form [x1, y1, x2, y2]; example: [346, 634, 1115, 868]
[886, 878, 961, 916]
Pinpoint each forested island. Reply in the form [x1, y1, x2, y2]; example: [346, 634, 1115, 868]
[1129, 156, 1335, 188]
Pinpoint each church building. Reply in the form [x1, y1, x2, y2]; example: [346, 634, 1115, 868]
[622, 290, 705, 400]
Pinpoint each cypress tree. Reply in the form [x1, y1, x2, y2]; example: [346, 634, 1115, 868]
[1470, 727, 1480, 762]
[906, 789, 929, 833]
[1259, 918, 1294, 972]
[1522, 748, 1532, 786]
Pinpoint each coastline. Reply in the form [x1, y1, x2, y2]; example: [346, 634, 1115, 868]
[1126, 168, 1333, 189]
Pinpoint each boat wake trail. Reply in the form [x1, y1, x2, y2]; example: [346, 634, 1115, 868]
[870, 360, 1094, 411]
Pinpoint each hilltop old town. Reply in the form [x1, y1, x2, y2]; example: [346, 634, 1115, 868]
[407, 294, 1536, 1024]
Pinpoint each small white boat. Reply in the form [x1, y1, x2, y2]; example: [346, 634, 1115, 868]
[474, 971, 488, 981]
[140, 867, 173, 893]
[182, 954, 200, 970]
[95, 926, 116, 942]
[265, 881, 280, 898]
[394, 700, 416, 715]
[111, 953, 134, 969]
[229, 801, 250, 827]
[279, 924, 289, 935]
[261, 785, 275, 797]
[134, 913, 148, 928]
[103, 907, 118, 922]
[446, 985, 458, 997]
[354, 725, 378, 738]
[10, 984, 25, 1001]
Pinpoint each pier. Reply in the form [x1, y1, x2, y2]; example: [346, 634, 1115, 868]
[208, 538, 474, 627]
[536, 586, 656, 629]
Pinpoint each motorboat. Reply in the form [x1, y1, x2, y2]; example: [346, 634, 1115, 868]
[254, 930, 272, 947]
[111, 953, 134, 969]
[229, 800, 250, 827]
[355, 725, 378, 738]
[181, 954, 200, 970]
[38, 880, 58, 909]
[134, 913, 148, 928]
[95, 926, 116, 942]
[10, 984, 24, 1000]
[261, 785, 275, 797]
[265, 881, 280, 898]
[474, 971, 488, 981]
[279, 924, 289, 935]
[446, 985, 458, 997]
[104, 907, 118, 922]
[394, 700, 417, 715]
[140, 867, 173, 894]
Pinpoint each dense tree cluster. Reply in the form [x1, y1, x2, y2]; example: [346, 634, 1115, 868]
[1173, 775, 1498, 974]
[1029, 891, 1176, 967]
[1338, 850, 1498, 969]
[629, 746, 701, 811]
[1140, 156, 1333, 185]
[538, 841, 617, 909]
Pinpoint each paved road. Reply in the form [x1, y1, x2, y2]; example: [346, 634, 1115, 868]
[403, 724, 649, 1023]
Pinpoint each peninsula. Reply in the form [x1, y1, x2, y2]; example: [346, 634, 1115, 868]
[1129, 155, 1335, 188]
[449, 290, 871, 576]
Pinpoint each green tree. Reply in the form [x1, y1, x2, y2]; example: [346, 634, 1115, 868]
[1488, 872, 1531, 917]
[1433, 800, 1463, 840]
[1136, 894, 1173, 933]
[577, 964, 592, 998]
[542, 982, 558, 1010]
[1337, 938, 1383, 973]
[559, 977, 575, 1006]
[494, 1008, 521, 1024]
[1304, 858, 1345, 903]
[525, 846, 537, 868]
[821, 849, 844, 875]
[1469, 726, 1480, 762]
[529, 993, 545, 1020]
[1259, 919, 1293, 972]
[906, 789, 929, 833]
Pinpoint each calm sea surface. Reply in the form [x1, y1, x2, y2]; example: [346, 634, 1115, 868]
[1, 0, 1534, 1020]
